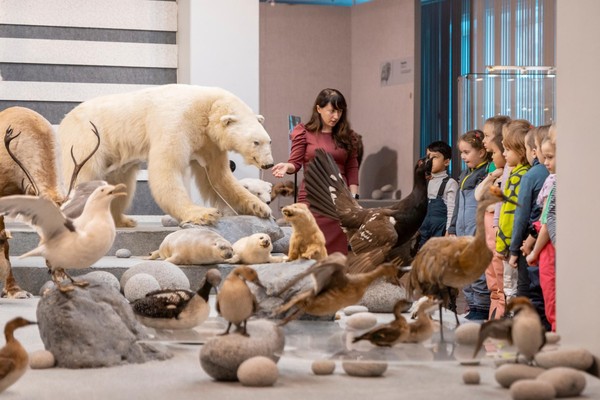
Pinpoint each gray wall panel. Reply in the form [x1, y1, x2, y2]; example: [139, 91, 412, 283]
[0, 101, 79, 125]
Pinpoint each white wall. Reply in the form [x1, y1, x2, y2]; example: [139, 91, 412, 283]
[555, 0, 600, 357]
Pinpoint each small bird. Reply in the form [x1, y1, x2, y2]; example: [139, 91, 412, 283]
[216, 266, 264, 336]
[132, 269, 222, 330]
[352, 299, 410, 346]
[403, 297, 441, 343]
[0, 183, 127, 292]
[407, 186, 518, 330]
[0, 317, 37, 394]
[472, 317, 513, 358]
[273, 252, 400, 325]
[305, 149, 431, 274]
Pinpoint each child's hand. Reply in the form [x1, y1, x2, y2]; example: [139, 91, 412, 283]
[520, 235, 536, 256]
[508, 255, 518, 268]
[490, 168, 504, 179]
[526, 252, 538, 266]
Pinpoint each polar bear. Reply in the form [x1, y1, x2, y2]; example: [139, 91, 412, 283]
[218, 177, 272, 216]
[57, 84, 274, 227]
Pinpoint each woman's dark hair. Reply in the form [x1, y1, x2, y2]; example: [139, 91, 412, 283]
[305, 88, 357, 154]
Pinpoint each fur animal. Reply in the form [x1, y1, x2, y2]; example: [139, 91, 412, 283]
[271, 180, 295, 200]
[227, 233, 286, 264]
[148, 228, 234, 265]
[57, 84, 274, 227]
[281, 203, 327, 261]
[219, 178, 272, 216]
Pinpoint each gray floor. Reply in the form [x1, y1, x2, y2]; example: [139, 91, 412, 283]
[2, 297, 600, 400]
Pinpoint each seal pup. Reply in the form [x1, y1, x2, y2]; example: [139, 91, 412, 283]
[227, 233, 286, 264]
[148, 228, 233, 265]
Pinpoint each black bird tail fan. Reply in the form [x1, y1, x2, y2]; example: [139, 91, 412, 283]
[305, 149, 350, 220]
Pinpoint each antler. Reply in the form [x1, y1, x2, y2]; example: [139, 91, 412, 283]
[4, 126, 40, 196]
[66, 121, 101, 197]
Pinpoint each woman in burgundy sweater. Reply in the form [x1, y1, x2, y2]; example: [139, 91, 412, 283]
[272, 88, 360, 254]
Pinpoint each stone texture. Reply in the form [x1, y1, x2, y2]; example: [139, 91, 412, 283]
[358, 280, 406, 312]
[182, 215, 284, 244]
[454, 323, 481, 345]
[312, 360, 336, 375]
[161, 215, 179, 227]
[124, 273, 161, 302]
[345, 312, 378, 331]
[495, 364, 546, 388]
[545, 332, 561, 345]
[36, 281, 172, 368]
[237, 356, 279, 387]
[271, 226, 291, 254]
[200, 319, 285, 381]
[462, 369, 480, 385]
[115, 248, 132, 258]
[510, 380, 556, 400]
[120, 261, 190, 292]
[343, 305, 369, 316]
[535, 348, 595, 371]
[537, 367, 587, 397]
[29, 350, 55, 369]
[80, 271, 121, 292]
[342, 360, 388, 377]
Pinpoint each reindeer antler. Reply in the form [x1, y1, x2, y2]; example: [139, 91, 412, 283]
[66, 121, 101, 197]
[4, 126, 40, 196]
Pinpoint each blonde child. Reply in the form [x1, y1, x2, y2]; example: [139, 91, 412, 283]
[448, 130, 491, 320]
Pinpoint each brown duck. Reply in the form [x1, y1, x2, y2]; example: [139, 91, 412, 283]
[0, 317, 37, 394]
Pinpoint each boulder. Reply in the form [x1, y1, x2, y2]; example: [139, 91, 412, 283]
[495, 363, 545, 388]
[537, 367, 587, 397]
[510, 380, 556, 400]
[120, 261, 190, 291]
[80, 271, 121, 292]
[535, 348, 595, 371]
[272, 226, 291, 254]
[312, 360, 336, 375]
[345, 312, 378, 331]
[123, 273, 161, 302]
[342, 360, 387, 377]
[237, 356, 279, 387]
[358, 280, 406, 312]
[343, 305, 369, 316]
[115, 248, 132, 258]
[182, 215, 284, 244]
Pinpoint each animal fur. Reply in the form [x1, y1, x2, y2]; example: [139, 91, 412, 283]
[281, 203, 327, 261]
[148, 228, 234, 265]
[227, 233, 286, 264]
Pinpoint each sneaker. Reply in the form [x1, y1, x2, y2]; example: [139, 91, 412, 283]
[464, 309, 489, 321]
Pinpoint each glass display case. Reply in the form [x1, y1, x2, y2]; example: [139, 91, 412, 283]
[457, 68, 556, 133]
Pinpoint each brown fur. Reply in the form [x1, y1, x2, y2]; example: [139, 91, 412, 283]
[281, 203, 327, 261]
[271, 180, 295, 200]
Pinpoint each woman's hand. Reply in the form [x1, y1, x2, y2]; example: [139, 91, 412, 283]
[272, 162, 293, 178]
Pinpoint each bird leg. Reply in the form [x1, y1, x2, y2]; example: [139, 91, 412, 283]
[438, 303, 446, 342]
[219, 322, 233, 336]
[237, 320, 250, 337]
[51, 268, 89, 293]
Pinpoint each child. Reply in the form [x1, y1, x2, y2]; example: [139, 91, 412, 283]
[448, 130, 491, 320]
[416, 141, 458, 249]
[527, 125, 557, 331]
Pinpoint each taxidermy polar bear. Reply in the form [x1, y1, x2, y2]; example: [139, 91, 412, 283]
[219, 177, 272, 216]
[57, 84, 274, 227]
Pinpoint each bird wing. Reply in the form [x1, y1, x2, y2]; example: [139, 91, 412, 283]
[473, 318, 513, 357]
[0, 195, 73, 240]
[61, 180, 108, 219]
[132, 289, 195, 319]
[0, 356, 15, 379]
[353, 325, 403, 347]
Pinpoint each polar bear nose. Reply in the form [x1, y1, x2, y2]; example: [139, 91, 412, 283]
[261, 163, 274, 169]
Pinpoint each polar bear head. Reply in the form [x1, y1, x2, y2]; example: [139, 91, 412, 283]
[238, 178, 273, 204]
[209, 92, 274, 170]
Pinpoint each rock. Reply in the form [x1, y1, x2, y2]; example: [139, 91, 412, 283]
[510, 379, 556, 400]
[545, 332, 560, 345]
[80, 271, 121, 292]
[182, 215, 284, 244]
[454, 343, 480, 365]
[345, 312, 378, 331]
[462, 369, 480, 384]
[371, 189, 383, 200]
[312, 360, 336, 375]
[237, 356, 278, 387]
[161, 215, 179, 227]
[343, 305, 369, 316]
[454, 323, 481, 345]
[342, 360, 387, 377]
[495, 363, 545, 388]
[37, 281, 172, 368]
[29, 350, 55, 369]
[115, 248, 132, 258]
[120, 261, 190, 291]
[272, 226, 291, 254]
[535, 348, 594, 371]
[537, 367, 587, 397]
[381, 184, 394, 192]
[200, 319, 285, 381]
[358, 280, 406, 312]
[39, 281, 55, 296]
[124, 273, 161, 302]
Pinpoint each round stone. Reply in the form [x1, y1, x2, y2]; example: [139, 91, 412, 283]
[161, 215, 180, 227]
[311, 360, 336, 375]
[80, 271, 121, 292]
[454, 323, 481, 345]
[345, 312, 378, 331]
[495, 363, 545, 388]
[358, 280, 406, 312]
[342, 361, 387, 377]
[29, 350, 56, 369]
[510, 379, 556, 400]
[120, 261, 190, 291]
[537, 367, 587, 397]
[380, 184, 394, 192]
[237, 356, 278, 387]
[115, 248, 132, 258]
[39, 281, 55, 296]
[535, 348, 594, 371]
[371, 189, 383, 200]
[123, 273, 161, 302]
[343, 305, 369, 316]
[462, 369, 480, 384]
[545, 332, 560, 344]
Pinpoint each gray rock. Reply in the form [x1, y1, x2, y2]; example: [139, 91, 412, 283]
[182, 215, 284, 244]
[495, 364, 545, 388]
[537, 367, 587, 397]
[371, 189, 383, 200]
[342, 360, 387, 377]
[545, 332, 560, 345]
[272, 226, 291, 254]
[358, 279, 406, 312]
[29, 350, 55, 369]
[124, 273, 161, 302]
[345, 312, 378, 331]
[343, 305, 369, 316]
[80, 271, 121, 292]
[462, 369, 480, 384]
[39, 281, 55, 297]
[120, 261, 190, 291]
[535, 348, 594, 371]
[115, 248, 132, 258]
[454, 323, 481, 345]
[381, 184, 394, 192]
[161, 215, 179, 227]
[510, 380, 556, 400]
[312, 360, 336, 375]
[237, 356, 279, 387]
[36, 281, 172, 368]
[200, 319, 285, 381]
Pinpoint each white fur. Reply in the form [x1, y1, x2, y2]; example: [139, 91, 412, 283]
[227, 233, 285, 264]
[57, 84, 274, 227]
[147, 228, 234, 265]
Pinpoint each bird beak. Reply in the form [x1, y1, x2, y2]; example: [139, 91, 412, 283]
[109, 183, 128, 197]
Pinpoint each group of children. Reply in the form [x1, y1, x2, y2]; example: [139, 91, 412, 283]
[417, 117, 557, 331]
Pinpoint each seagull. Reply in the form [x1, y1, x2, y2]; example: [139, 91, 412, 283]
[0, 317, 37, 394]
[0, 183, 127, 292]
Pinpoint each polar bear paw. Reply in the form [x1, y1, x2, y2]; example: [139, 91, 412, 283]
[181, 206, 222, 226]
[247, 200, 272, 218]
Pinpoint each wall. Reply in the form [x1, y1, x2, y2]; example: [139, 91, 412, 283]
[555, 0, 600, 357]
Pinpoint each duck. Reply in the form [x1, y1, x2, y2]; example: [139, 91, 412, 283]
[403, 297, 441, 343]
[352, 299, 410, 347]
[131, 269, 222, 330]
[0, 317, 37, 394]
[216, 266, 264, 336]
[273, 252, 401, 325]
